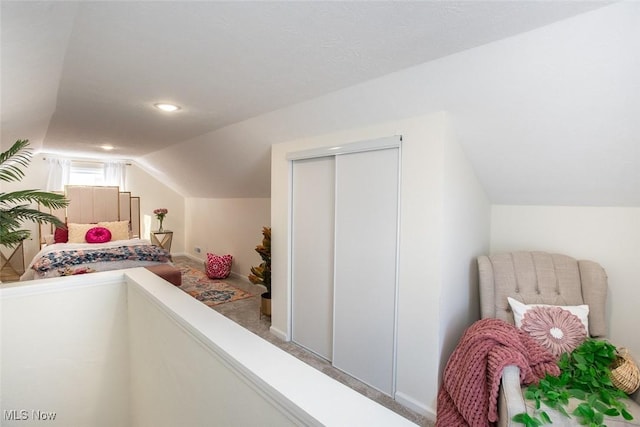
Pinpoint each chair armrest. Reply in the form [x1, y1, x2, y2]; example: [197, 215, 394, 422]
[499, 365, 528, 427]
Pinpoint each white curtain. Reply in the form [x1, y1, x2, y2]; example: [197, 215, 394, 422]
[46, 158, 71, 191]
[104, 161, 126, 190]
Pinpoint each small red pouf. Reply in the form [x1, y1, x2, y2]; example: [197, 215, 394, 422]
[145, 264, 182, 287]
[205, 253, 233, 279]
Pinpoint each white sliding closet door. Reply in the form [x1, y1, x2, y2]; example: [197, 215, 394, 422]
[291, 157, 335, 360]
[332, 148, 399, 396]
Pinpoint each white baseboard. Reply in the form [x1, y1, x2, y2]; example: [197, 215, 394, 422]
[179, 252, 201, 262]
[269, 325, 289, 342]
[393, 391, 436, 421]
[170, 251, 189, 258]
[229, 270, 252, 286]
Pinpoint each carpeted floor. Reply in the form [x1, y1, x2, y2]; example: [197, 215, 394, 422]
[173, 256, 434, 426]
[175, 262, 253, 307]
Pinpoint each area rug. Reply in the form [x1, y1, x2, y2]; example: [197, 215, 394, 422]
[175, 263, 254, 307]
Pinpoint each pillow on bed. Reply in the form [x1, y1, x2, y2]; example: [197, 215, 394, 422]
[97, 220, 130, 241]
[67, 223, 97, 243]
[507, 297, 589, 357]
[54, 226, 68, 243]
[85, 227, 112, 244]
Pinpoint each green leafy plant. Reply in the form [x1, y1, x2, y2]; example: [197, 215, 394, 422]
[248, 226, 271, 295]
[0, 139, 69, 247]
[513, 339, 634, 427]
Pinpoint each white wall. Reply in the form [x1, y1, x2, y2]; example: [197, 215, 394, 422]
[272, 111, 490, 417]
[126, 163, 185, 254]
[438, 119, 491, 382]
[491, 206, 640, 358]
[184, 197, 270, 281]
[0, 276, 129, 426]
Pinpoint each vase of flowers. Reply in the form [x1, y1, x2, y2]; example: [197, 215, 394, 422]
[153, 208, 168, 232]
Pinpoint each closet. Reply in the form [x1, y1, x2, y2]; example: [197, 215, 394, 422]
[289, 136, 400, 396]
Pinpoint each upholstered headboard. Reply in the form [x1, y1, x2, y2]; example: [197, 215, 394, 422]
[478, 251, 608, 337]
[39, 185, 141, 243]
[65, 185, 120, 223]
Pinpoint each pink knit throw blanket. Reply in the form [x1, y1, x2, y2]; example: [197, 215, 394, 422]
[436, 318, 560, 427]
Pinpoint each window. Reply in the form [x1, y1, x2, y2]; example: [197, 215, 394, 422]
[69, 161, 105, 186]
[46, 158, 127, 191]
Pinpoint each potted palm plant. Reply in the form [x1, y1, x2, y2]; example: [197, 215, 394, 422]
[248, 226, 271, 316]
[1, 139, 69, 248]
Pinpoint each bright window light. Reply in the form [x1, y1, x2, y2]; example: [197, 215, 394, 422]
[70, 161, 105, 186]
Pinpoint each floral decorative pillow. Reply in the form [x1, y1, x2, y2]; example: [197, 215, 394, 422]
[508, 297, 589, 357]
[205, 253, 233, 279]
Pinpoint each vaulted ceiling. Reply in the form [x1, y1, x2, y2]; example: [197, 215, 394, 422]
[3, 1, 638, 205]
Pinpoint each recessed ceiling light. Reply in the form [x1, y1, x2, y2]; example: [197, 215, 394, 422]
[101, 144, 114, 151]
[154, 103, 181, 112]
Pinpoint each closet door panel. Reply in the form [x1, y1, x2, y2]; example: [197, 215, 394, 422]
[332, 148, 399, 395]
[291, 157, 335, 360]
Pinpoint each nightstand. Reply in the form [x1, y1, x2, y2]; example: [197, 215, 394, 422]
[1, 240, 25, 282]
[150, 230, 173, 252]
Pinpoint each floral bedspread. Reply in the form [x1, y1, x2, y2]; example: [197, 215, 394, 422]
[21, 239, 172, 280]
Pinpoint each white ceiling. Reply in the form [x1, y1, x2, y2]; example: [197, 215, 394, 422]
[3, 1, 638, 205]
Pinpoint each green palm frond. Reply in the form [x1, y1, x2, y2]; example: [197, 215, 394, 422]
[0, 139, 70, 247]
[0, 230, 32, 247]
[1, 205, 65, 227]
[0, 190, 68, 210]
[0, 139, 31, 183]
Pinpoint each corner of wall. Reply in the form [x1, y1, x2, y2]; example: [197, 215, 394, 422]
[437, 116, 491, 390]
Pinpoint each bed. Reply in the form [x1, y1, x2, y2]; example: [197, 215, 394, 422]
[20, 185, 172, 281]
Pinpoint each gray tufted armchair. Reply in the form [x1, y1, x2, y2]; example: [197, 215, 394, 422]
[478, 251, 640, 426]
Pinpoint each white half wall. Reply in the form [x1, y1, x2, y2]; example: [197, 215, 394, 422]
[272, 111, 490, 417]
[1, 276, 129, 427]
[184, 197, 270, 281]
[2, 268, 418, 427]
[490, 205, 640, 358]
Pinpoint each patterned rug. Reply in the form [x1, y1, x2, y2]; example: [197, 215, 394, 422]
[175, 263, 254, 307]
